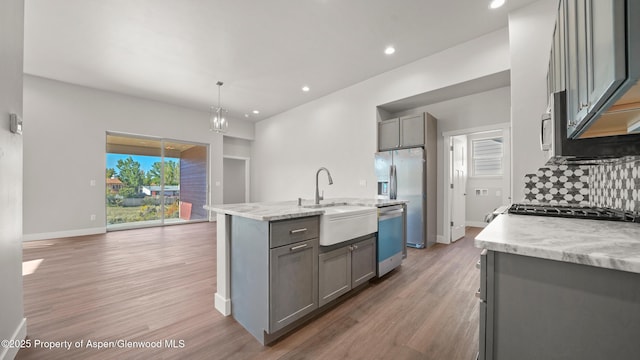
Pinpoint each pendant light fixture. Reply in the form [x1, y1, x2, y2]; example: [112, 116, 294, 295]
[210, 81, 228, 133]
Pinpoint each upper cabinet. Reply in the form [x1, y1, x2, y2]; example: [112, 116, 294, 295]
[378, 118, 400, 151]
[378, 113, 432, 151]
[550, 0, 627, 137]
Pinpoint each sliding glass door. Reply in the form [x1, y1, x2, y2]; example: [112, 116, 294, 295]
[106, 133, 208, 230]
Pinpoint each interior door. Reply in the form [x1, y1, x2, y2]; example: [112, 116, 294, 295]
[451, 136, 467, 242]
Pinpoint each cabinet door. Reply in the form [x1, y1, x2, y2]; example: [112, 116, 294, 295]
[565, 0, 589, 136]
[400, 114, 424, 148]
[586, 0, 626, 115]
[351, 237, 376, 288]
[269, 238, 318, 332]
[378, 118, 400, 151]
[555, 0, 566, 92]
[318, 246, 351, 307]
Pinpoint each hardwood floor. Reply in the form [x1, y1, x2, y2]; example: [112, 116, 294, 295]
[18, 223, 482, 360]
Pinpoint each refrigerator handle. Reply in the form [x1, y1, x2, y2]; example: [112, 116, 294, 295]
[389, 165, 397, 200]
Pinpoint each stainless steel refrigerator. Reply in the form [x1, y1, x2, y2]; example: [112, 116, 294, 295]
[375, 148, 435, 248]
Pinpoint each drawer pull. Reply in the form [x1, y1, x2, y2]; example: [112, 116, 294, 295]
[290, 244, 308, 251]
[290, 228, 308, 234]
[475, 289, 481, 298]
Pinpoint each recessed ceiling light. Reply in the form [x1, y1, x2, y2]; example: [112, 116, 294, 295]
[302, 86, 310, 92]
[489, 0, 505, 9]
[384, 46, 396, 55]
[252, 110, 260, 114]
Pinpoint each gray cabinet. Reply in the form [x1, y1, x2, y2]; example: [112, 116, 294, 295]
[479, 249, 640, 359]
[269, 238, 318, 332]
[560, 0, 626, 136]
[350, 236, 376, 287]
[378, 114, 426, 151]
[378, 118, 400, 151]
[318, 245, 351, 307]
[230, 215, 319, 344]
[399, 114, 424, 148]
[318, 236, 376, 307]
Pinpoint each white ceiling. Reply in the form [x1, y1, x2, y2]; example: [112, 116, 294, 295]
[24, 0, 537, 122]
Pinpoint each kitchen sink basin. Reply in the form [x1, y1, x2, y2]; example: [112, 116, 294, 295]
[318, 205, 377, 246]
[302, 202, 348, 209]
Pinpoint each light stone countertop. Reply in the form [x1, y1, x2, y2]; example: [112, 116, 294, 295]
[204, 198, 408, 221]
[475, 213, 640, 274]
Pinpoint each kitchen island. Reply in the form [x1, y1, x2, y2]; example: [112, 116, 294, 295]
[475, 214, 640, 360]
[205, 198, 407, 344]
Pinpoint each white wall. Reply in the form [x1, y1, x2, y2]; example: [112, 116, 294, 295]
[509, 0, 558, 202]
[0, 0, 27, 358]
[387, 87, 512, 237]
[465, 131, 506, 226]
[23, 75, 254, 240]
[252, 29, 511, 213]
[223, 136, 252, 158]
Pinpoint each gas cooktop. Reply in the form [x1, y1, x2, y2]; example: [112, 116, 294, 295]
[508, 203, 640, 223]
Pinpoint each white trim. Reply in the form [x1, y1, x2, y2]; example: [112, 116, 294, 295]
[466, 221, 488, 228]
[223, 155, 251, 203]
[215, 293, 231, 316]
[442, 122, 510, 137]
[436, 235, 448, 244]
[443, 123, 511, 245]
[23, 227, 106, 242]
[0, 317, 27, 360]
[215, 214, 232, 316]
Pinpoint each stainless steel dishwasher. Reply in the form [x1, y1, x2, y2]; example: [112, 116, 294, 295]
[377, 204, 406, 277]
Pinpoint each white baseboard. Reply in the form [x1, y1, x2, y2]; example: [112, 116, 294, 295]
[1, 317, 27, 360]
[215, 293, 231, 316]
[436, 235, 450, 244]
[466, 221, 488, 228]
[23, 227, 106, 242]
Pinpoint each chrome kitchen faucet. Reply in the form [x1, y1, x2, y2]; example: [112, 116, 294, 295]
[315, 167, 333, 204]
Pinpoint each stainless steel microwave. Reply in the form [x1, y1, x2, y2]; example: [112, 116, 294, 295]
[541, 90, 640, 163]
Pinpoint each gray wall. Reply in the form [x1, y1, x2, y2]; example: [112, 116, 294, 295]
[223, 158, 247, 204]
[0, 0, 27, 358]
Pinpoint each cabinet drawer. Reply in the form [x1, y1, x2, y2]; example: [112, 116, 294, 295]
[270, 216, 319, 248]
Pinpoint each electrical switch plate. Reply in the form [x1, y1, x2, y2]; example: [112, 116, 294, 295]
[9, 113, 22, 135]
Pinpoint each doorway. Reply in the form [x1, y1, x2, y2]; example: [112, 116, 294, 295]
[450, 135, 467, 242]
[223, 156, 250, 204]
[443, 123, 511, 244]
[105, 133, 209, 230]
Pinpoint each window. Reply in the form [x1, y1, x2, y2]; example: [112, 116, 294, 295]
[105, 133, 209, 230]
[471, 137, 503, 176]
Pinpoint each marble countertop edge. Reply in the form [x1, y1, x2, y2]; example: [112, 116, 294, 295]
[475, 214, 640, 274]
[204, 198, 408, 221]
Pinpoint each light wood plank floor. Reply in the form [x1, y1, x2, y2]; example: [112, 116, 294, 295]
[18, 223, 482, 360]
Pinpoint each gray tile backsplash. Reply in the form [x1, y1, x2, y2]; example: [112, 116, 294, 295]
[523, 165, 590, 206]
[590, 160, 640, 212]
[521, 159, 640, 212]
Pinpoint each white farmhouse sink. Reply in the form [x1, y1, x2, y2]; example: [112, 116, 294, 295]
[317, 205, 377, 246]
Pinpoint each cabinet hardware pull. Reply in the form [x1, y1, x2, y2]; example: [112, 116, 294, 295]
[475, 289, 481, 298]
[290, 244, 308, 251]
[290, 228, 307, 234]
